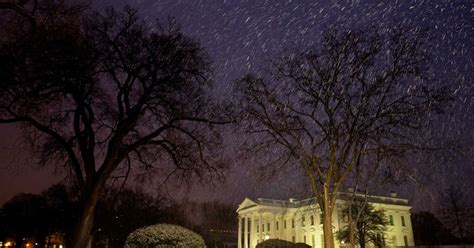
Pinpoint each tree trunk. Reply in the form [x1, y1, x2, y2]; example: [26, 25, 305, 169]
[323, 187, 335, 248]
[359, 235, 365, 248]
[70, 180, 104, 248]
[358, 228, 366, 248]
[348, 205, 355, 248]
[349, 222, 356, 248]
[323, 213, 335, 248]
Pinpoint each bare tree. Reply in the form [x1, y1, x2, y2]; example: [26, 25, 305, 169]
[237, 28, 450, 248]
[411, 211, 457, 246]
[343, 148, 398, 248]
[93, 187, 185, 248]
[440, 184, 474, 245]
[0, 4, 230, 247]
[0, 0, 37, 33]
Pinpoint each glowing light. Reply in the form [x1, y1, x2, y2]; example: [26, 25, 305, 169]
[264, 235, 270, 240]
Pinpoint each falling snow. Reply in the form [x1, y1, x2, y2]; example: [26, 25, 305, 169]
[123, 0, 472, 210]
[2, 0, 472, 210]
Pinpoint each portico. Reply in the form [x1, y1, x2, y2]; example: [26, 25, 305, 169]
[237, 198, 307, 248]
[237, 193, 415, 248]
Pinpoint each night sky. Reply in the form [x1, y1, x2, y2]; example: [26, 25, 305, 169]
[0, 0, 472, 210]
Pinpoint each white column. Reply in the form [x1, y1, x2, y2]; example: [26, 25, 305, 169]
[288, 215, 293, 242]
[270, 214, 276, 239]
[281, 214, 285, 238]
[244, 216, 249, 248]
[250, 214, 255, 248]
[295, 213, 299, 243]
[238, 216, 242, 248]
[259, 213, 263, 242]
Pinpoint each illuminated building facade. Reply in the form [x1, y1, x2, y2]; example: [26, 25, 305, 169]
[237, 192, 414, 248]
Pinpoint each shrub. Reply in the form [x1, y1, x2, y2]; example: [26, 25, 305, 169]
[256, 239, 311, 248]
[124, 224, 206, 248]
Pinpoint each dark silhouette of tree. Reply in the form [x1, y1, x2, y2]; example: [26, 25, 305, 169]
[411, 211, 456, 246]
[0, 184, 79, 247]
[199, 201, 237, 230]
[439, 184, 474, 245]
[0, 0, 37, 33]
[0, 3, 229, 247]
[1, 193, 49, 246]
[93, 187, 186, 248]
[187, 201, 238, 247]
[41, 184, 79, 245]
[237, 28, 451, 248]
[0, 184, 189, 247]
[336, 201, 388, 248]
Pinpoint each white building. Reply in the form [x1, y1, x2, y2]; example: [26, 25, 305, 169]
[236, 192, 415, 248]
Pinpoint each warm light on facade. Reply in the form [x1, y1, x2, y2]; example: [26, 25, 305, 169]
[237, 194, 415, 248]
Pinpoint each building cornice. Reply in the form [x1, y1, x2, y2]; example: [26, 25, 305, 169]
[239, 192, 411, 211]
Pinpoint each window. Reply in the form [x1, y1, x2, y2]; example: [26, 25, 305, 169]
[267, 222, 270, 232]
[284, 220, 287, 229]
[320, 214, 324, 224]
[401, 216, 406, 226]
[292, 236, 295, 243]
[262, 224, 264, 233]
[276, 221, 279, 230]
[403, 236, 408, 246]
[292, 219, 295, 228]
[310, 215, 314, 225]
[304, 235, 307, 244]
[302, 216, 305, 227]
[389, 215, 394, 225]
[256, 222, 259, 233]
